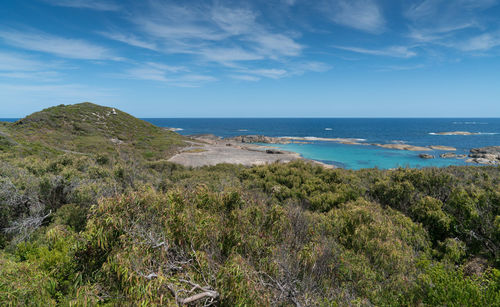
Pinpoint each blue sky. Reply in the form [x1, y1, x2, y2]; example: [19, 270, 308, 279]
[1, 0, 500, 117]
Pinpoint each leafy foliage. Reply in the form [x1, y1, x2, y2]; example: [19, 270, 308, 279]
[0, 103, 499, 306]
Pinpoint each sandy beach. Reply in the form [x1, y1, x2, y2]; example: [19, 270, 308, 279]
[168, 135, 334, 168]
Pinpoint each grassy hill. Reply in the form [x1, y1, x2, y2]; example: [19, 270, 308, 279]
[3, 102, 185, 160]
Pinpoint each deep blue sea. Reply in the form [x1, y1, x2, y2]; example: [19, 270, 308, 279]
[3, 118, 500, 170]
[145, 118, 500, 169]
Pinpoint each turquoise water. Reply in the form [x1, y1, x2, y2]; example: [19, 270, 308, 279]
[3, 117, 498, 169]
[146, 118, 499, 170]
[270, 142, 466, 170]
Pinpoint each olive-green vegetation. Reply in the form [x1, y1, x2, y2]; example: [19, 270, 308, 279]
[0, 103, 499, 306]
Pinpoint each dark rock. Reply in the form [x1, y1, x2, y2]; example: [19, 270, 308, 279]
[419, 153, 435, 159]
[266, 149, 283, 154]
[440, 153, 457, 158]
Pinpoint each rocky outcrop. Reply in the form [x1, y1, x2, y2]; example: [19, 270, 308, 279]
[374, 144, 432, 151]
[189, 134, 222, 144]
[429, 145, 457, 151]
[440, 153, 456, 158]
[467, 146, 500, 165]
[419, 153, 435, 159]
[266, 149, 283, 154]
[440, 153, 468, 159]
[226, 135, 291, 144]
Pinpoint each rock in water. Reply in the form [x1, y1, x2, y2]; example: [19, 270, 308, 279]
[419, 153, 435, 159]
[440, 153, 457, 158]
[226, 135, 291, 144]
[468, 146, 500, 165]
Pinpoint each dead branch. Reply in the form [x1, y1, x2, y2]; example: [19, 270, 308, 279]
[168, 279, 219, 306]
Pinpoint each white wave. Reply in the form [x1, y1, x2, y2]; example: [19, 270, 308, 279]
[325, 128, 333, 131]
[453, 121, 488, 125]
[281, 136, 367, 142]
[238, 129, 249, 132]
[429, 131, 497, 135]
[167, 127, 183, 131]
[391, 140, 407, 144]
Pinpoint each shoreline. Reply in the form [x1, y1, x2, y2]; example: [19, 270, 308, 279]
[168, 133, 500, 168]
[168, 134, 335, 169]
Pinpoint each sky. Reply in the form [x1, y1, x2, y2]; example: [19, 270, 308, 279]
[1, 0, 500, 118]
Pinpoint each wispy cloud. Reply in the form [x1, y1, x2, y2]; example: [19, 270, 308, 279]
[230, 74, 261, 81]
[116, 1, 303, 65]
[404, 0, 500, 54]
[246, 68, 288, 79]
[334, 45, 417, 58]
[456, 32, 500, 51]
[99, 32, 158, 50]
[0, 30, 119, 60]
[237, 61, 331, 80]
[0, 71, 60, 81]
[323, 0, 385, 34]
[0, 51, 48, 71]
[198, 47, 263, 65]
[43, 0, 120, 11]
[376, 64, 425, 72]
[0, 51, 63, 81]
[120, 62, 215, 87]
[0, 83, 116, 103]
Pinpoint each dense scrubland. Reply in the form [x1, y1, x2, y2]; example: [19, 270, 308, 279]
[0, 103, 499, 306]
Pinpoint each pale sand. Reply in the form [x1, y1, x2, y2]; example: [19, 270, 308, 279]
[168, 138, 334, 168]
[429, 145, 457, 151]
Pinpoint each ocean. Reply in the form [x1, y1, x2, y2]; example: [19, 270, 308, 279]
[145, 118, 500, 169]
[3, 118, 499, 170]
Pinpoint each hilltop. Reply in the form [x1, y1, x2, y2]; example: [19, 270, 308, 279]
[3, 102, 186, 159]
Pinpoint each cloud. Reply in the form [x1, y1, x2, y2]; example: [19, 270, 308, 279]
[211, 6, 257, 36]
[249, 33, 303, 57]
[230, 74, 261, 81]
[0, 30, 119, 60]
[0, 51, 63, 81]
[99, 32, 158, 50]
[406, 0, 497, 22]
[404, 0, 500, 53]
[456, 32, 500, 51]
[376, 64, 425, 72]
[0, 71, 61, 82]
[239, 61, 331, 80]
[198, 47, 263, 64]
[120, 62, 215, 87]
[0, 51, 48, 71]
[407, 23, 477, 43]
[334, 46, 417, 58]
[323, 0, 385, 34]
[246, 68, 288, 79]
[291, 61, 332, 74]
[0, 83, 116, 103]
[128, 1, 303, 63]
[123, 62, 187, 82]
[43, 0, 120, 11]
